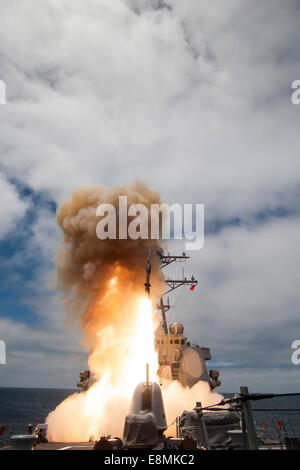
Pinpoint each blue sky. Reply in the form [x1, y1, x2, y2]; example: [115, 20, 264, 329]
[0, 0, 300, 392]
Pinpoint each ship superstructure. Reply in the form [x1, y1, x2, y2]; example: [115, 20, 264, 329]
[153, 250, 221, 390]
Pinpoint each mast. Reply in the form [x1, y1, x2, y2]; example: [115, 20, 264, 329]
[157, 251, 198, 333]
[144, 249, 198, 333]
[157, 296, 170, 334]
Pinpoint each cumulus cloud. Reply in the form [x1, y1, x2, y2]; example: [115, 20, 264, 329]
[0, 0, 299, 390]
[166, 215, 300, 391]
[0, 174, 28, 239]
[0, 317, 86, 387]
[0, 203, 88, 387]
[0, 0, 299, 216]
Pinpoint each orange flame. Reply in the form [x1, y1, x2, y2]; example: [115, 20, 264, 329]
[46, 273, 159, 442]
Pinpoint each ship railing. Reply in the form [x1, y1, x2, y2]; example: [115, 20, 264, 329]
[253, 410, 300, 448]
[176, 388, 300, 450]
[0, 422, 36, 448]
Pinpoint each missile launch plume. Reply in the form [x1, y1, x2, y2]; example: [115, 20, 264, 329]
[46, 181, 166, 440]
[46, 180, 222, 442]
[55, 180, 166, 379]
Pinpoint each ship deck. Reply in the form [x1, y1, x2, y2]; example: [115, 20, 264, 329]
[0, 442, 94, 451]
[36, 442, 94, 450]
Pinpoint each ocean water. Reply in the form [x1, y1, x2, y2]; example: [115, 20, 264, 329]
[0, 387, 76, 446]
[0, 388, 300, 445]
[0, 387, 76, 424]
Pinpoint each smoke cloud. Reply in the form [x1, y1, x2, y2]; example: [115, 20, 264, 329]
[55, 180, 165, 378]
